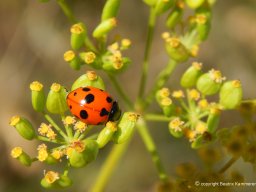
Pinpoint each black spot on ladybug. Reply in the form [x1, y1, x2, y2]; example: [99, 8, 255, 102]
[106, 96, 112, 103]
[69, 105, 72, 109]
[82, 87, 91, 92]
[80, 110, 88, 119]
[74, 92, 77, 96]
[100, 108, 109, 117]
[85, 94, 94, 104]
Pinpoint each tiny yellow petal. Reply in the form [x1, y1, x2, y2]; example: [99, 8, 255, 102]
[159, 88, 170, 98]
[196, 14, 207, 25]
[84, 52, 96, 64]
[64, 50, 75, 62]
[86, 71, 98, 81]
[232, 80, 241, 88]
[50, 83, 61, 92]
[195, 122, 207, 134]
[106, 121, 117, 132]
[44, 171, 60, 184]
[63, 116, 76, 125]
[209, 69, 226, 83]
[162, 32, 170, 40]
[11, 147, 23, 158]
[51, 149, 63, 160]
[172, 90, 185, 99]
[192, 62, 202, 70]
[121, 38, 131, 48]
[30, 81, 43, 91]
[70, 23, 84, 34]
[74, 121, 87, 133]
[169, 117, 184, 132]
[161, 97, 172, 106]
[9, 115, 20, 126]
[198, 99, 209, 109]
[167, 37, 180, 48]
[188, 89, 200, 101]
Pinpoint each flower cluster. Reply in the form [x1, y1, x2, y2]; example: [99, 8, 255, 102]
[9, 71, 139, 189]
[155, 62, 243, 148]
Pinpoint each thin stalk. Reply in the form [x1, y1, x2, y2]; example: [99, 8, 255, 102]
[136, 118, 169, 184]
[90, 141, 131, 192]
[145, 113, 171, 122]
[44, 113, 69, 141]
[143, 59, 178, 109]
[138, 8, 157, 99]
[108, 73, 133, 110]
[56, 0, 77, 23]
[36, 135, 65, 144]
[218, 156, 239, 174]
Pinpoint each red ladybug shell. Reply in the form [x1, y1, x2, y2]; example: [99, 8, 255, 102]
[66, 86, 114, 125]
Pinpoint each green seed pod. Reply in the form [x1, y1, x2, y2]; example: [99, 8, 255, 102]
[219, 80, 243, 109]
[93, 18, 117, 39]
[180, 62, 202, 88]
[11, 147, 32, 167]
[70, 22, 87, 50]
[196, 69, 225, 95]
[69, 140, 99, 168]
[185, 0, 205, 9]
[113, 112, 139, 144]
[46, 83, 68, 114]
[206, 108, 220, 133]
[30, 81, 46, 112]
[155, 0, 175, 15]
[165, 2, 184, 29]
[63, 50, 81, 70]
[165, 37, 189, 62]
[169, 128, 183, 138]
[101, 0, 121, 21]
[71, 71, 105, 91]
[97, 122, 117, 148]
[57, 175, 73, 188]
[9, 116, 36, 140]
[143, 0, 157, 6]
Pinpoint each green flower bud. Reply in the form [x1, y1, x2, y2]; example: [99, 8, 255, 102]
[68, 140, 99, 168]
[71, 71, 105, 91]
[168, 118, 184, 138]
[195, 13, 211, 41]
[11, 147, 32, 167]
[41, 171, 60, 189]
[101, 0, 121, 21]
[30, 81, 46, 112]
[57, 175, 72, 188]
[169, 128, 183, 138]
[45, 154, 59, 165]
[97, 122, 117, 148]
[102, 52, 131, 73]
[155, 0, 175, 15]
[64, 50, 81, 70]
[196, 69, 226, 95]
[113, 112, 139, 144]
[143, 0, 157, 6]
[180, 62, 202, 88]
[93, 18, 117, 39]
[165, 37, 189, 62]
[185, 0, 205, 9]
[219, 80, 243, 109]
[165, 2, 184, 29]
[70, 22, 87, 50]
[9, 116, 36, 140]
[206, 107, 220, 133]
[79, 51, 101, 69]
[46, 83, 68, 114]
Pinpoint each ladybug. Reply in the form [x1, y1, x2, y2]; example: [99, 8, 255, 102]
[66, 86, 121, 125]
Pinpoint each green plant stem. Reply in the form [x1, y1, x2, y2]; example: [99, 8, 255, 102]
[138, 8, 157, 99]
[56, 0, 77, 23]
[136, 118, 169, 184]
[145, 113, 171, 122]
[44, 113, 69, 141]
[108, 73, 133, 110]
[90, 141, 131, 192]
[143, 59, 178, 109]
[218, 156, 239, 174]
[36, 135, 64, 144]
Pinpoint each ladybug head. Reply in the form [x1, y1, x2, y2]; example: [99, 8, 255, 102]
[108, 101, 121, 122]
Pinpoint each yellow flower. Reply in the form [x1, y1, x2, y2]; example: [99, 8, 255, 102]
[192, 62, 202, 70]
[169, 117, 184, 132]
[108, 42, 119, 51]
[9, 115, 20, 126]
[190, 45, 199, 57]
[172, 90, 185, 99]
[186, 129, 197, 142]
[86, 71, 98, 81]
[74, 121, 87, 133]
[167, 37, 180, 48]
[63, 50, 75, 62]
[50, 83, 61, 92]
[196, 14, 207, 25]
[83, 51, 96, 64]
[161, 32, 170, 40]
[209, 69, 226, 83]
[44, 171, 60, 184]
[38, 123, 50, 136]
[198, 99, 209, 109]
[51, 149, 63, 160]
[161, 97, 172, 106]
[30, 81, 43, 91]
[37, 144, 48, 162]
[46, 129, 57, 140]
[121, 38, 131, 48]
[195, 122, 207, 134]
[159, 88, 170, 98]
[63, 116, 76, 126]
[188, 89, 200, 101]
[70, 23, 85, 34]
[11, 147, 23, 158]
[70, 140, 85, 153]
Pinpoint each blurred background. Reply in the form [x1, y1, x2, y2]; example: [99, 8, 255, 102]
[0, 0, 256, 191]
